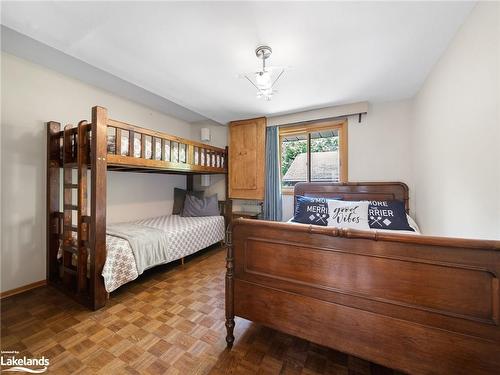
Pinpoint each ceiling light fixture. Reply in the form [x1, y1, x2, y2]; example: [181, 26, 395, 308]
[241, 45, 285, 101]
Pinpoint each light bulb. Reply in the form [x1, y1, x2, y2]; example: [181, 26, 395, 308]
[255, 71, 271, 87]
[257, 87, 273, 100]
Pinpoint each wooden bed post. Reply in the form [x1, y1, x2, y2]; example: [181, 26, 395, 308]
[90, 106, 108, 310]
[77, 120, 89, 294]
[46, 121, 61, 283]
[186, 174, 194, 191]
[225, 225, 235, 348]
[224, 146, 232, 230]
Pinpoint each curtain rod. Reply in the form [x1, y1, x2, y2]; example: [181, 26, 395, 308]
[277, 111, 367, 128]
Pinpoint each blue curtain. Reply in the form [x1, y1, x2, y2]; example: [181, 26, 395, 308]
[263, 126, 283, 221]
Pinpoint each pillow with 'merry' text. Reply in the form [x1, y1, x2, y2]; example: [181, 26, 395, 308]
[326, 200, 370, 230]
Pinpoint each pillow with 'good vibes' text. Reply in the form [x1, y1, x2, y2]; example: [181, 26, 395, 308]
[326, 200, 370, 230]
[368, 200, 414, 231]
[293, 195, 342, 226]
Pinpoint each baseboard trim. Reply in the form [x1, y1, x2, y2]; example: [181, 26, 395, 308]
[0, 280, 47, 299]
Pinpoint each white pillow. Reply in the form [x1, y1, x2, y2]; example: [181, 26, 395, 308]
[326, 200, 370, 230]
[406, 214, 421, 233]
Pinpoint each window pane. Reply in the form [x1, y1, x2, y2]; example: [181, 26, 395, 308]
[281, 134, 307, 187]
[310, 130, 339, 182]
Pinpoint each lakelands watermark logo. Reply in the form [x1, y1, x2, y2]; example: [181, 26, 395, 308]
[1, 351, 49, 373]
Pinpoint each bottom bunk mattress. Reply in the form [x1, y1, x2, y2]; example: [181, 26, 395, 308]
[59, 215, 225, 293]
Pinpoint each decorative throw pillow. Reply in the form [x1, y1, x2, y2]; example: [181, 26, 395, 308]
[172, 188, 204, 215]
[292, 196, 341, 226]
[326, 200, 370, 230]
[367, 200, 414, 231]
[181, 194, 219, 217]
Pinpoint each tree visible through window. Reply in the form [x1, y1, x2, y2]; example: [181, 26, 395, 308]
[281, 135, 307, 187]
[279, 121, 347, 190]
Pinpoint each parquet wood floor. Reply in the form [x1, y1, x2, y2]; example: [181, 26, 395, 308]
[1, 246, 401, 375]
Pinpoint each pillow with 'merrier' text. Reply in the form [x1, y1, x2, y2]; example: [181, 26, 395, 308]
[326, 200, 370, 230]
[367, 200, 414, 231]
[292, 195, 342, 226]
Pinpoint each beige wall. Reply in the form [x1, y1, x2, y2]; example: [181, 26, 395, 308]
[0, 53, 200, 292]
[412, 2, 500, 239]
[190, 120, 228, 200]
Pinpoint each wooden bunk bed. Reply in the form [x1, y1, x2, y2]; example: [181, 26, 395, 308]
[225, 182, 500, 375]
[46, 106, 229, 310]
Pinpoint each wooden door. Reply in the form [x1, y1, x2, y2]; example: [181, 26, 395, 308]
[229, 117, 266, 200]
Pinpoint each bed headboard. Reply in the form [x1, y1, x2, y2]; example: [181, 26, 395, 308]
[294, 182, 410, 213]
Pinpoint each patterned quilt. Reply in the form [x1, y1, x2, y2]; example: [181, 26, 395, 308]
[59, 215, 225, 292]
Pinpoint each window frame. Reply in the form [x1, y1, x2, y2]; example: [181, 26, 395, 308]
[279, 119, 348, 195]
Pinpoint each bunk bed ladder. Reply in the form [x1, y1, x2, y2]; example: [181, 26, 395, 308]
[77, 121, 90, 294]
[46, 121, 61, 285]
[61, 122, 90, 295]
[62, 124, 76, 290]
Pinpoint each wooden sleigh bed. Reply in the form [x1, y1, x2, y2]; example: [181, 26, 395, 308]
[225, 182, 500, 375]
[46, 106, 230, 310]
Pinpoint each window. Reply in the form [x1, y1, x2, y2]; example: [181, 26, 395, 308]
[279, 120, 347, 192]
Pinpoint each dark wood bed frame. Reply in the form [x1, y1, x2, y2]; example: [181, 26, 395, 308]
[47, 106, 230, 310]
[225, 182, 500, 375]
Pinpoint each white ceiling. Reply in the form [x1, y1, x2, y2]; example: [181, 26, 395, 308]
[1, 1, 474, 124]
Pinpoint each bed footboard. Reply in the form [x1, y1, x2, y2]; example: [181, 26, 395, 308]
[226, 219, 500, 375]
